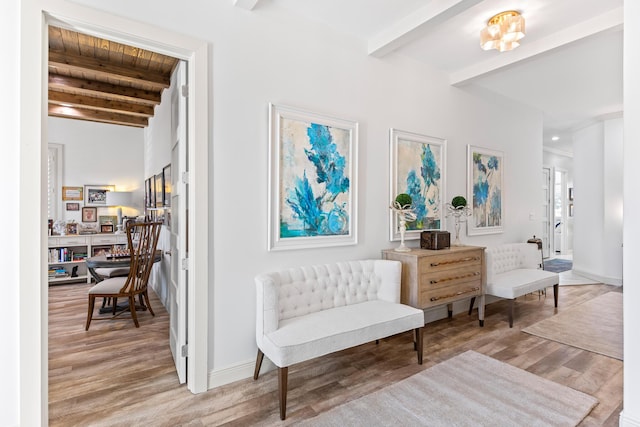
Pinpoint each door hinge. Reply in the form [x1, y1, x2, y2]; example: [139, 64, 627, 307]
[181, 84, 189, 98]
[182, 171, 189, 184]
[181, 258, 189, 270]
[181, 344, 188, 357]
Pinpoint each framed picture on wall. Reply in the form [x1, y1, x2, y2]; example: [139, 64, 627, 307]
[81, 207, 97, 222]
[155, 172, 164, 208]
[84, 184, 115, 207]
[163, 164, 171, 207]
[62, 186, 83, 201]
[149, 176, 156, 209]
[268, 103, 358, 251]
[467, 145, 504, 235]
[389, 128, 446, 241]
[66, 202, 80, 211]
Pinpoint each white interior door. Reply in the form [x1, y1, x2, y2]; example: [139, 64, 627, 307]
[541, 167, 552, 258]
[169, 61, 188, 383]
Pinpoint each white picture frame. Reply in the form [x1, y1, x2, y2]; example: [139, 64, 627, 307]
[467, 145, 504, 235]
[389, 129, 446, 241]
[268, 103, 358, 251]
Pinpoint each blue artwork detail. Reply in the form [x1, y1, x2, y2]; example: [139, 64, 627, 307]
[472, 152, 502, 227]
[404, 144, 441, 229]
[282, 123, 350, 237]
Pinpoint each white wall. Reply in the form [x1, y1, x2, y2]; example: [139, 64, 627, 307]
[48, 117, 145, 221]
[66, 0, 544, 379]
[572, 119, 623, 285]
[623, 0, 640, 424]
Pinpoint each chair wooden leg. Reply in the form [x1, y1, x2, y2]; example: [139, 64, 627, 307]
[508, 299, 514, 328]
[468, 297, 476, 315]
[112, 297, 118, 315]
[278, 367, 288, 420]
[415, 327, 424, 365]
[129, 296, 140, 327]
[143, 291, 155, 316]
[553, 284, 559, 307]
[85, 295, 96, 331]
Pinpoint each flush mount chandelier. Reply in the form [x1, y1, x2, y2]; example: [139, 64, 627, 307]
[480, 10, 525, 52]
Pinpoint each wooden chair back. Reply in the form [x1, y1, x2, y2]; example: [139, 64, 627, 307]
[121, 221, 162, 294]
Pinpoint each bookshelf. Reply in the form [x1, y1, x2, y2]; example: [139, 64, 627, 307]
[48, 234, 127, 285]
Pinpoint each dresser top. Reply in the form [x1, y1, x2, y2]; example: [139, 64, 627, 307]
[381, 245, 484, 257]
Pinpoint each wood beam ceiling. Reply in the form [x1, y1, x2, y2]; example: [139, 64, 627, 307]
[48, 26, 179, 128]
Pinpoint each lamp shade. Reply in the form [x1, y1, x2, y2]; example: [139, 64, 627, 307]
[106, 191, 132, 207]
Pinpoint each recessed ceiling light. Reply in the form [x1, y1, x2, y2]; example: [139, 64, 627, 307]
[551, 136, 559, 141]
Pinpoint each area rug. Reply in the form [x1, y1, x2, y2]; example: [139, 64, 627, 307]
[523, 292, 623, 360]
[544, 258, 573, 273]
[299, 350, 597, 426]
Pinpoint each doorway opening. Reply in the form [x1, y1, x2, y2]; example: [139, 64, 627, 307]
[20, 3, 210, 422]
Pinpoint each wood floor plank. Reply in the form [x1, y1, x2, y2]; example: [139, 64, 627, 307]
[49, 282, 623, 426]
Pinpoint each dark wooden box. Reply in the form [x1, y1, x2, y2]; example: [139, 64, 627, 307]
[420, 231, 451, 250]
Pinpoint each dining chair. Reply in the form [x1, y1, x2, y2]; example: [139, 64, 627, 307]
[85, 221, 163, 330]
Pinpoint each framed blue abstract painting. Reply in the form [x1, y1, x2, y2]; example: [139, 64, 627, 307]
[268, 104, 358, 250]
[467, 145, 504, 235]
[389, 129, 446, 241]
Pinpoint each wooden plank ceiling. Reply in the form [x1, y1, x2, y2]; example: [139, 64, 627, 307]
[48, 26, 179, 128]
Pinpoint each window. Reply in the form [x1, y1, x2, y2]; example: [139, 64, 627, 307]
[48, 144, 63, 220]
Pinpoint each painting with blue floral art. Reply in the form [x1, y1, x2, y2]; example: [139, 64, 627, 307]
[467, 145, 504, 235]
[389, 129, 446, 242]
[269, 104, 357, 250]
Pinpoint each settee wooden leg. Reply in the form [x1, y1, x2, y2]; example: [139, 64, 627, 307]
[253, 350, 264, 380]
[278, 367, 288, 420]
[468, 297, 476, 315]
[553, 284, 559, 307]
[508, 299, 515, 328]
[447, 303, 453, 318]
[415, 327, 424, 365]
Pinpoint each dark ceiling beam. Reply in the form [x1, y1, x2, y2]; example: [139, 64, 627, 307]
[49, 74, 162, 105]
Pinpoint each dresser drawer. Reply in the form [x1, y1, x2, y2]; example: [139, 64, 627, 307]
[418, 250, 482, 273]
[420, 281, 482, 309]
[419, 265, 482, 290]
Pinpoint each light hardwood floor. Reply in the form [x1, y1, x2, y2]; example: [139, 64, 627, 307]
[49, 282, 623, 426]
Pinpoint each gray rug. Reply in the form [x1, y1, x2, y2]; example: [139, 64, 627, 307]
[523, 292, 623, 360]
[544, 258, 573, 273]
[299, 350, 597, 426]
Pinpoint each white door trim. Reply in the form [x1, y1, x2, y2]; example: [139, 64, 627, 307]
[20, 1, 210, 424]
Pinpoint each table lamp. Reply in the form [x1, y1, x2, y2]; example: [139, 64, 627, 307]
[106, 191, 132, 234]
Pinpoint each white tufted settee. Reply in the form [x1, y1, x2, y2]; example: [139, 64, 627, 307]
[253, 259, 424, 420]
[484, 243, 559, 327]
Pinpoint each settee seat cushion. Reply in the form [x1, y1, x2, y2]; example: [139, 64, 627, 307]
[262, 299, 423, 367]
[486, 268, 559, 300]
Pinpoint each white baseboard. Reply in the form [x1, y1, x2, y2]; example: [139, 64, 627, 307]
[207, 357, 277, 389]
[572, 268, 622, 286]
[620, 410, 640, 427]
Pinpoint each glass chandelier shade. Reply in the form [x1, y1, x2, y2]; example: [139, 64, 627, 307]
[480, 11, 525, 52]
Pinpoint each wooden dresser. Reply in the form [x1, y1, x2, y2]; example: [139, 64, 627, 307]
[382, 245, 485, 326]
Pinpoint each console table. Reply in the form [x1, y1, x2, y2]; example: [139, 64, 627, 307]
[382, 245, 486, 326]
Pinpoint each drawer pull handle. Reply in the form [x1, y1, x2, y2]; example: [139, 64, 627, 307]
[429, 271, 480, 284]
[430, 287, 480, 302]
[430, 256, 480, 267]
